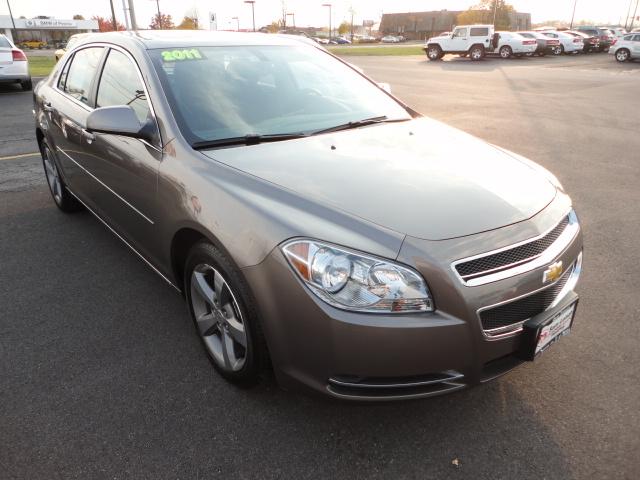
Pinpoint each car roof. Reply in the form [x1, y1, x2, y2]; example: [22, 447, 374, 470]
[74, 30, 314, 51]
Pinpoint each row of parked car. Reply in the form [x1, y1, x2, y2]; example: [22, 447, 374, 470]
[424, 24, 639, 62]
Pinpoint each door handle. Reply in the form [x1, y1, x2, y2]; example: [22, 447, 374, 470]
[43, 102, 54, 112]
[81, 129, 95, 144]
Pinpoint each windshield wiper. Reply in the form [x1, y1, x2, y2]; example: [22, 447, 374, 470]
[311, 116, 410, 135]
[193, 133, 308, 150]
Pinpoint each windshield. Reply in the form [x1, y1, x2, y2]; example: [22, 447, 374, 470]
[149, 45, 411, 146]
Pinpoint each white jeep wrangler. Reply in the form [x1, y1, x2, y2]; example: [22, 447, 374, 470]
[424, 24, 496, 61]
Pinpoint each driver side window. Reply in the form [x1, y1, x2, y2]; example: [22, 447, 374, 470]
[453, 28, 467, 38]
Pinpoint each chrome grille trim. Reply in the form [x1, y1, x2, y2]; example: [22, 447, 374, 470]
[477, 251, 582, 340]
[452, 210, 579, 286]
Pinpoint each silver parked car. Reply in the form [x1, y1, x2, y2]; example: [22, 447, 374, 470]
[0, 34, 32, 90]
[33, 31, 583, 401]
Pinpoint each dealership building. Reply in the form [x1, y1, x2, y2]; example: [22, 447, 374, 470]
[0, 16, 99, 46]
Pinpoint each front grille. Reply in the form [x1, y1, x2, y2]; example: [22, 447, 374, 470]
[456, 216, 570, 279]
[479, 263, 573, 332]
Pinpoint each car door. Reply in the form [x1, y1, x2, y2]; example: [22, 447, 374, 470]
[47, 46, 106, 203]
[81, 46, 163, 262]
[450, 27, 469, 52]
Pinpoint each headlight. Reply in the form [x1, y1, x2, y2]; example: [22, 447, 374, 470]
[282, 239, 433, 313]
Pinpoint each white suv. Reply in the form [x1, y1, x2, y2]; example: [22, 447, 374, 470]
[425, 25, 537, 61]
[610, 33, 640, 62]
[425, 25, 494, 61]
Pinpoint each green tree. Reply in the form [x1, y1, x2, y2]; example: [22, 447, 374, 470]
[338, 21, 350, 35]
[457, 0, 515, 30]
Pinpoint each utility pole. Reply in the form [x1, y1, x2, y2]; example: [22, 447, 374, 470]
[322, 3, 332, 42]
[625, 0, 634, 29]
[152, 0, 162, 29]
[570, 0, 578, 30]
[109, 0, 118, 30]
[244, 1, 256, 32]
[127, 0, 138, 30]
[5, 0, 16, 41]
[630, 0, 639, 30]
[121, 0, 130, 30]
[492, 0, 498, 27]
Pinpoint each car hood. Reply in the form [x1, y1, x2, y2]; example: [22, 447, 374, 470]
[202, 117, 556, 240]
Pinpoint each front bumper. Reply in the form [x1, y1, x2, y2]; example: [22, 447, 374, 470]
[242, 200, 583, 401]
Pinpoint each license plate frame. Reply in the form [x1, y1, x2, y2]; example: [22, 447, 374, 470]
[517, 296, 579, 361]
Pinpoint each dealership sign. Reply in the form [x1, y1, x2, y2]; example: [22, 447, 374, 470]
[24, 19, 77, 28]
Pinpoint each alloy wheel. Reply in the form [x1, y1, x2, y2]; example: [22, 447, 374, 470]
[43, 145, 63, 204]
[190, 263, 247, 372]
[471, 48, 483, 60]
[616, 50, 629, 62]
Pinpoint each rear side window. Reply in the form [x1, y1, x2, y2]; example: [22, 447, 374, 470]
[62, 47, 104, 106]
[96, 49, 150, 124]
[0, 36, 11, 48]
[470, 28, 489, 37]
[634, 35, 640, 42]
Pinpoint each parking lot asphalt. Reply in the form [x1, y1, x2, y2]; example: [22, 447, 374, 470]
[1, 53, 639, 479]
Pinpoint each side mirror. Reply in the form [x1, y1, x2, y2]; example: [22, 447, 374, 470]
[86, 105, 146, 140]
[378, 82, 391, 93]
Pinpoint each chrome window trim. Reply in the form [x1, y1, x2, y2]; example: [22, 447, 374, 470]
[52, 42, 162, 152]
[451, 209, 579, 287]
[477, 251, 582, 340]
[57, 146, 154, 225]
[65, 187, 180, 292]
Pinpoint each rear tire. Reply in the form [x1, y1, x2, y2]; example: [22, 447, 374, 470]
[426, 45, 442, 61]
[184, 242, 270, 386]
[615, 48, 630, 62]
[499, 45, 512, 59]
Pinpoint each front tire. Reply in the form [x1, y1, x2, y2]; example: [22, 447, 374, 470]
[499, 45, 512, 59]
[469, 45, 484, 61]
[185, 242, 269, 386]
[40, 140, 83, 212]
[426, 45, 442, 61]
[615, 48, 630, 62]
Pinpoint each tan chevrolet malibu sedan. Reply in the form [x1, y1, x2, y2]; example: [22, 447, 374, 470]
[33, 30, 582, 400]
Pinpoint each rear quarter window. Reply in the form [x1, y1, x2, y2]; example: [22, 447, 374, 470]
[0, 36, 11, 48]
[470, 28, 489, 37]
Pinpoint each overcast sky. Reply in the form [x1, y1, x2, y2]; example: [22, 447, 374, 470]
[2, 1, 637, 30]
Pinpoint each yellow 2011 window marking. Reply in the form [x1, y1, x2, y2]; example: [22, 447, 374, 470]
[161, 49, 204, 62]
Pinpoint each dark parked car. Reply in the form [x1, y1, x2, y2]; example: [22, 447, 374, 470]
[518, 31, 561, 55]
[576, 26, 612, 51]
[33, 31, 583, 401]
[565, 30, 599, 52]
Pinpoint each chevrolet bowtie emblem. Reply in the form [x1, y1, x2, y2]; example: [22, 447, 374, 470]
[543, 261, 563, 283]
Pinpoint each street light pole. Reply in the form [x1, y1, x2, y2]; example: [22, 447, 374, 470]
[232, 16, 239, 31]
[287, 12, 295, 29]
[244, 1, 256, 32]
[121, 0, 130, 30]
[569, 0, 578, 30]
[322, 3, 332, 42]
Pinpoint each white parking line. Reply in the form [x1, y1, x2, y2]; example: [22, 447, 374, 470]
[0, 152, 40, 161]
